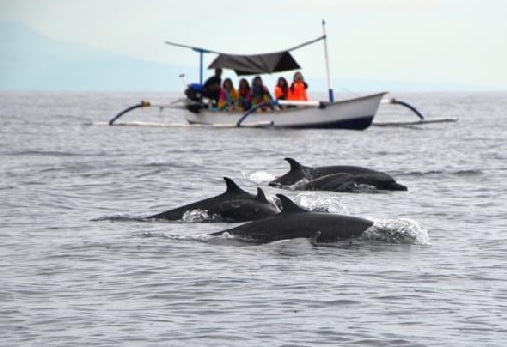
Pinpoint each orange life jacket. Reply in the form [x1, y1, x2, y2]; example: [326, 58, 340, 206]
[288, 82, 308, 101]
[274, 86, 288, 100]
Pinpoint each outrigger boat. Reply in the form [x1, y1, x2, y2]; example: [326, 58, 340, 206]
[109, 22, 456, 129]
[182, 93, 387, 129]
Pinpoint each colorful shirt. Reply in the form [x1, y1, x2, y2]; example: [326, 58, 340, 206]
[251, 86, 272, 107]
[238, 87, 252, 110]
[218, 88, 239, 110]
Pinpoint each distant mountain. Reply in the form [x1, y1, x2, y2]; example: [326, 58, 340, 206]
[0, 21, 194, 91]
[0, 21, 470, 92]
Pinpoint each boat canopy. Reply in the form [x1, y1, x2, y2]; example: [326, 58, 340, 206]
[166, 35, 325, 76]
[208, 51, 300, 76]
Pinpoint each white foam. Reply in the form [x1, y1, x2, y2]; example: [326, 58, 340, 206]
[294, 193, 350, 214]
[363, 218, 431, 245]
[180, 209, 223, 223]
[248, 171, 276, 184]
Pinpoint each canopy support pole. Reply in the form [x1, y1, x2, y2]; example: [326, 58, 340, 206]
[322, 20, 334, 102]
[199, 51, 204, 85]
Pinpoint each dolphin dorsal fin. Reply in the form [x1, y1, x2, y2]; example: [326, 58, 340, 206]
[255, 188, 269, 204]
[276, 194, 307, 214]
[285, 157, 302, 173]
[223, 177, 246, 195]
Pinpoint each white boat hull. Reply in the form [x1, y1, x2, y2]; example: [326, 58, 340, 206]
[184, 92, 387, 130]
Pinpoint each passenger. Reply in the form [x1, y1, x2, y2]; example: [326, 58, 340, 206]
[217, 78, 239, 111]
[237, 78, 252, 111]
[274, 77, 289, 101]
[288, 71, 308, 101]
[202, 68, 222, 106]
[251, 76, 274, 112]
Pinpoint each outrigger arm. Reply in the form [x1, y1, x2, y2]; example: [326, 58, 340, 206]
[387, 98, 425, 120]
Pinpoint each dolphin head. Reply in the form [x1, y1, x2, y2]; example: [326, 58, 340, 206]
[269, 157, 310, 187]
[354, 174, 408, 191]
[384, 181, 408, 191]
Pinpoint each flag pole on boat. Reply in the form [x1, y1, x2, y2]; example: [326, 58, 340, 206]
[322, 19, 334, 102]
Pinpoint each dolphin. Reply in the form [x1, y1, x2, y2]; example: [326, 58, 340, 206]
[212, 194, 373, 243]
[148, 177, 278, 222]
[269, 157, 407, 191]
[297, 172, 407, 192]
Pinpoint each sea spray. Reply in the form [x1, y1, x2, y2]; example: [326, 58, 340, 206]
[295, 192, 350, 214]
[363, 218, 431, 245]
[180, 209, 226, 223]
[248, 171, 276, 184]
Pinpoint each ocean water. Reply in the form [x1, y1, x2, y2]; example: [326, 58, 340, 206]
[1, 91, 506, 346]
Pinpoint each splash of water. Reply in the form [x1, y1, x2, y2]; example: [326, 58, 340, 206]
[180, 209, 224, 223]
[294, 193, 350, 214]
[363, 218, 431, 245]
[248, 171, 276, 184]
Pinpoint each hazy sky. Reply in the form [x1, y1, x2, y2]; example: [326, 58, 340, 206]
[1, 0, 507, 90]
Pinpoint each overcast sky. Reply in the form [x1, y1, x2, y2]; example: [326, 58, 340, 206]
[1, 0, 506, 91]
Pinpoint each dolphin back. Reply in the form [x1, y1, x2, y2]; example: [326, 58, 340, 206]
[213, 194, 373, 243]
[148, 177, 256, 221]
[269, 158, 407, 191]
[213, 212, 372, 243]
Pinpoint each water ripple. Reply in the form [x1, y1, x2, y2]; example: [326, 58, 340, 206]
[1, 92, 506, 347]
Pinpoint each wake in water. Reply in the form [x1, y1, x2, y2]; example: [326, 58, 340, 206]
[400, 168, 483, 177]
[139, 230, 253, 247]
[92, 209, 240, 223]
[91, 215, 151, 223]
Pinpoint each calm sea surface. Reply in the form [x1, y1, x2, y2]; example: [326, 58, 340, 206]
[1, 91, 506, 346]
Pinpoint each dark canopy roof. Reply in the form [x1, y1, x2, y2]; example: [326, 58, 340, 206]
[165, 35, 325, 76]
[208, 51, 300, 76]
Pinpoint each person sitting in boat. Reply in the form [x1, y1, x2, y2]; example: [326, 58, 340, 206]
[251, 76, 274, 112]
[237, 78, 252, 111]
[274, 77, 289, 101]
[288, 71, 308, 101]
[217, 78, 239, 112]
[202, 68, 222, 106]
